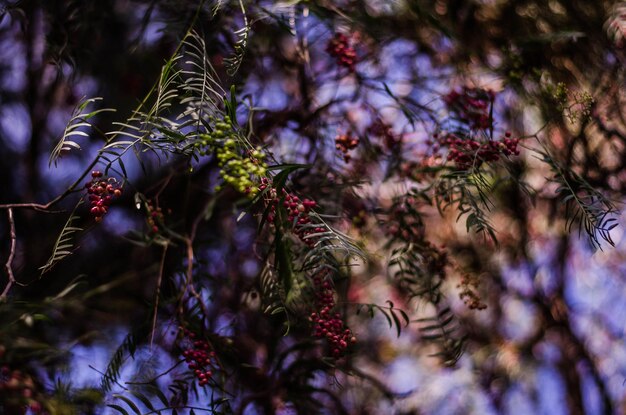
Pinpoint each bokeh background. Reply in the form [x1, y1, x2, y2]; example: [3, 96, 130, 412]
[1, 1, 626, 414]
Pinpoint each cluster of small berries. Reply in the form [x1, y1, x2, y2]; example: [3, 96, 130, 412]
[145, 200, 164, 234]
[85, 171, 122, 222]
[258, 178, 323, 247]
[458, 272, 487, 310]
[217, 144, 267, 196]
[385, 196, 425, 243]
[309, 272, 356, 358]
[434, 132, 520, 169]
[180, 329, 217, 387]
[443, 87, 494, 130]
[0, 365, 43, 414]
[196, 117, 267, 197]
[326, 33, 357, 72]
[367, 120, 400, 150]
[335, 132, 359, 162]
[351, 209, 368, 229]
[196, 116, 235, 156]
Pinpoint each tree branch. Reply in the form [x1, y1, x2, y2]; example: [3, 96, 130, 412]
[1, 208, 18, 299]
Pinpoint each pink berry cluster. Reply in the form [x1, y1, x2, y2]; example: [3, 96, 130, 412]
[0, 365, 43, 414]
[85, 170, 122, 222]
[335, 132, 359, 162]
[180, 329, 217, 387]
[326, 33, 357, 72]
[443, 87, 494, 130]
[309, 272, 356, 358]
[458, 272, 487, 310]
[259, 178, 324, 247]
[434, 132, 520, 169]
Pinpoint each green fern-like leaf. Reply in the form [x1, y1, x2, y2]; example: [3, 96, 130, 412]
[355, 301, 410, 338]
[50, 97, 115, 167]
[104, 31, 227, 164]
[389, 242, 446, 304]
[435, 168, 498, 243]
[414, 306, 466, 366]
[211, 0, 224, 17]
[101, 329, 143, 393]
[104, 49, 184, 160]
[39, 200, 84, 275]
[536, 148, 618, 249]
[259, 264, 287, 316]
[300, 213, 365, 272]
[224, 0, 249, 76]
[179, 31, 224, 131]
[112, 394, 142, 415]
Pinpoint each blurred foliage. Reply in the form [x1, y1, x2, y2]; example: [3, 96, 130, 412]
[1, 0, 626, 414]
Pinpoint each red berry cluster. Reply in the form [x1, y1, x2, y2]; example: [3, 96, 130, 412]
[335, 132, 359, 162]
[145, 200, 164, 234]
[259, 178, 324, 247]
[432, 132, 520, 170]
[0, 365, 43, 414]
[180, 329, 217, 387]
[443, 87, 494, 130]
[368, 120, 400, 150]
[385, 196, 425, 243]
[85, 171, 122, 222]
[326, 33, 357, 72]
[309, 272, 356, 358]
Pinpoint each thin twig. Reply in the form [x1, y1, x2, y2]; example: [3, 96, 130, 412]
[150, 243, 168, 348]
[0, 158, 99, 212]
[125, 358, 185, 385]
[0, 202, 50, 211]
[175, 196, 213, 318]
[1, 209, 17, 299]
[183, 238, 210, 321]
